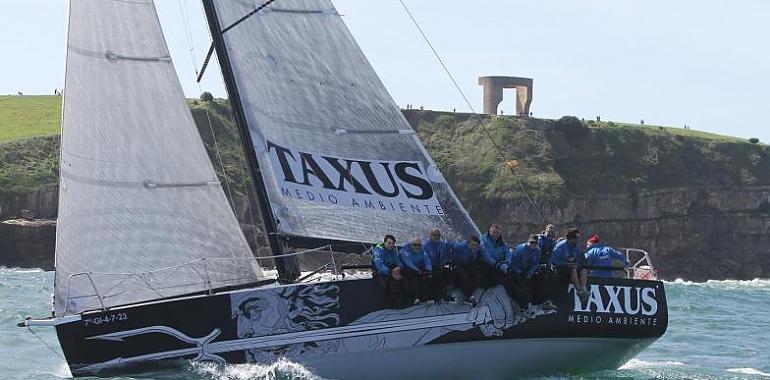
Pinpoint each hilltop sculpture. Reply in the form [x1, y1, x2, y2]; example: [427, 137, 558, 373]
[478, 76, 533, 117]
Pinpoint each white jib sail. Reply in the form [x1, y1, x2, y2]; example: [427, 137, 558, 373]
[54, 0, 263, 317]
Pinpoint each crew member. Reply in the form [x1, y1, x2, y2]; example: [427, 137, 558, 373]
[512, 234, 543, 278]
[450, 235, 483, 305]
[533, 224, 558, 303]
[509, 234, 542, 308]
[584, 234, 630, 277]
[550, 228, 588, 299]
[480, 224, 513, 292]
[372, 234, 403, 306]
[399, 237, 433, 304]
[423, 228, 453, 302]
[537, 224, 558, 264]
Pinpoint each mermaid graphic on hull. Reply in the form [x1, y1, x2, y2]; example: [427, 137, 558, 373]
[231, 282, 557, 363]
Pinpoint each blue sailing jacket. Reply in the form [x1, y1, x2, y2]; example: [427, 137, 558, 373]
[537, 234, 557, 262]
[584, 244, 630, 277]
[372, 243, 402, 276]
[423, 238, 450, 267]
[481, 233, 512, 272]
[450, 241, 480, 267]
[511, 243, 542, 277]
[399, 244, 432, 273]
[549, 239, 585, 268]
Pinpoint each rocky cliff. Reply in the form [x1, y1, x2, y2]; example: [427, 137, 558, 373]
[405, 111, 770, 281]
[1, 102, 768, 280]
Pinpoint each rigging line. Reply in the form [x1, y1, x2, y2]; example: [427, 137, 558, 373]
[397, 0, 548, 225]
[221, 0, 279, 34]
[176, 0, 239, 230]
[26, 326, 65, 360]
[177, 0, 198, 74]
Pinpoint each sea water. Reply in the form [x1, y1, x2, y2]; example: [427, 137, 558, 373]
[2, 267, 769, 380]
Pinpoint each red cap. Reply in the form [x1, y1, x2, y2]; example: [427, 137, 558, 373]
[587, 234, 600, 244]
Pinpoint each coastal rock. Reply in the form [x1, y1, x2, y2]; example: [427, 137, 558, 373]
[0, 185, 58, 220]
[0, 219, 56, 270]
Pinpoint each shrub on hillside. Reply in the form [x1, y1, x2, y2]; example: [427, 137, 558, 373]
[200, 91, 214, 102]
[556, 115, 589, 140]
[557, 116, 584, 129]
[749, 137, 760, 144]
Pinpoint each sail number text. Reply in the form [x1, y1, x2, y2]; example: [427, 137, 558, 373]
[83, 313, 128, 327]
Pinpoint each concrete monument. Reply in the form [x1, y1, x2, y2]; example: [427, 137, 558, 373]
[478, 76, 533, 116]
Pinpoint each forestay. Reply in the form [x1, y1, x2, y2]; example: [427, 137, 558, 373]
[208, 0, 479, 245]
[55, 0, 262, 317]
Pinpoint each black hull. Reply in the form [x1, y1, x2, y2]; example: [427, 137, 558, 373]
[55, 277, 668, 378]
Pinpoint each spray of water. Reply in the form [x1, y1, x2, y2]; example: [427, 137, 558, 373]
[192, 359, 326, 380]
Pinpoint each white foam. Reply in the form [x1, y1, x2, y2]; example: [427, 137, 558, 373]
[620, 358, 685, 369]
[0, 266, 45, 273]
[49, 362, 73, 378]
[727, 368, 770, 377]
[193, 359, 325, 380]
[666, 278, 770, 289]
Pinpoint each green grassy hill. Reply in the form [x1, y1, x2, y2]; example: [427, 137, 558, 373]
[1, 94, 767, 208]
[404, 111, 768, 211]
[0, 95, 61, 142]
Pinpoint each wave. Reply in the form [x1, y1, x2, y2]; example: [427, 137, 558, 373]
[193, 359, 326, 380]
[619, 358, 685, 370]
[0, 266, 45, 273]
[726, 367, 770, 377]
[667, 278, 770, 289]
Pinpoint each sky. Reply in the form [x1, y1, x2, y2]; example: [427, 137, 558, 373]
[2, 0, 769, 142]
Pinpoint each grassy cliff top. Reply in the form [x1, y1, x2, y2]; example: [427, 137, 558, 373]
[0, 95, 61, 142]
[404, 110, 770, 208]
[2, 95, 768, 205]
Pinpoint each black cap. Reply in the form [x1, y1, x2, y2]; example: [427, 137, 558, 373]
[528, 234, 539, 243]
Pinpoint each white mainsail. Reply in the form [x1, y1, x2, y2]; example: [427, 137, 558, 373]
[207, 0, 479, 245]
[54, 0, 262, 317]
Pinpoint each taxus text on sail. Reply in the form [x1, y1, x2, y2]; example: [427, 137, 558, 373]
[268, 141, 444, 215]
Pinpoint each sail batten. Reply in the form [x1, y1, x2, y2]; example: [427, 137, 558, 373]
[54, 0, 263, 317]
[208, 0, 479, 245]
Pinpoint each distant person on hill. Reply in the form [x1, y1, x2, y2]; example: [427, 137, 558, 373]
[400, 237, 433, 304]
[449, 235, 483, 305]
[550, 228, 588, 300]
[372, 234, 403, 306]
[423, 228, 453, 302]
[584, 234, 630, 278]
[509, 234, 542, 308]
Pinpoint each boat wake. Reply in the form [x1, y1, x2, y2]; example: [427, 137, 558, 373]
[48, 362, 73, 379]
[619, 358, 685, 369]
[193, 359, 326, 380]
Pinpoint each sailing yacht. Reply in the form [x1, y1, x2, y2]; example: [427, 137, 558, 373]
[19, 0, 667, 378]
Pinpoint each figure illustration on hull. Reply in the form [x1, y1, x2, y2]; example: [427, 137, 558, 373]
[230, 284, 557, 365]
[233, 284, 342, 363]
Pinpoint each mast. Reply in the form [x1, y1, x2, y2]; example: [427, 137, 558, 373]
[201, 0, 300, 282]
